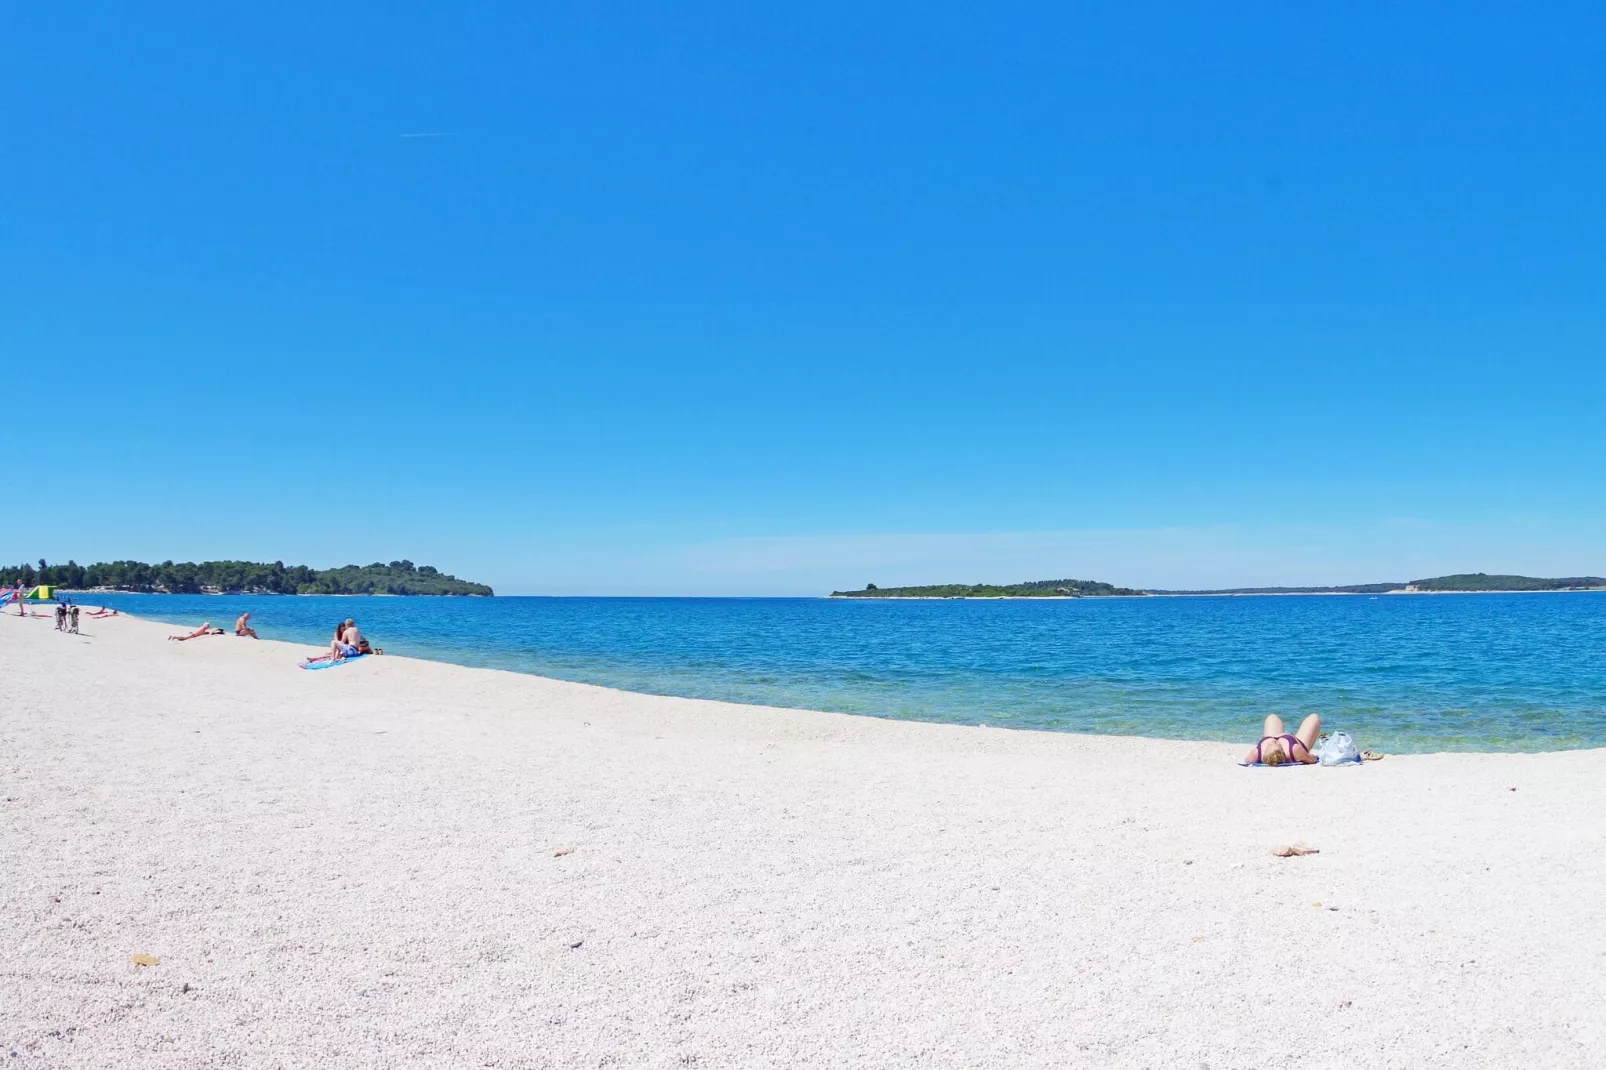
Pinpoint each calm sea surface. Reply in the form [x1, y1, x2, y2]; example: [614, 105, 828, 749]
[77, 592, 1606, 753]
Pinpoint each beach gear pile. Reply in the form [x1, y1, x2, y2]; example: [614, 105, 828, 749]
[1315, 732, 1361, 765]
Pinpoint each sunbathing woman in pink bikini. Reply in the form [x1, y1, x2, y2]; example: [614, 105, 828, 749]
[1243, 713, 1322, 766]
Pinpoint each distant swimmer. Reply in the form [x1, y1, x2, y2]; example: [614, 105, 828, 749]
[235, 612, 259, 639]
[168, 622, 225, 641]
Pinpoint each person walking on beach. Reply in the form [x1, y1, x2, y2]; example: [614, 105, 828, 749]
[69, 603, 79, 634]
[54, 602, 66, 631]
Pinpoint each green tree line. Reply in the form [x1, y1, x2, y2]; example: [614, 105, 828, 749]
[1407, 573, 1606, 592]
[1, 558, 492, 596]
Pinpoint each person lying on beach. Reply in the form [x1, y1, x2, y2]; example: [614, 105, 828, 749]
[235, 612, 259, 639]
[169, 623, 226, 641]
[1243, 713, 1321, 765]
[85, 607, 118, 617]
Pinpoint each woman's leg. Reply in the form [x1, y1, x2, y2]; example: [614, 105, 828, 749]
[1244, 714, 1286, 762]
[1295, 713, 1322, 751]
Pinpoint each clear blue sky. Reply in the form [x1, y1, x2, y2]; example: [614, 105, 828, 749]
[4, 2, 1603, 594]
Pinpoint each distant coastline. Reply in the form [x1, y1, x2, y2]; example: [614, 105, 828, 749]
[832, 573, 1606, 599]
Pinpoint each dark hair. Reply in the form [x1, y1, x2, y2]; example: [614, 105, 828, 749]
[334, 622, 345, 638]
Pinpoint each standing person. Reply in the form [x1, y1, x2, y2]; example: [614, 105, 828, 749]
[69, 603, 80, 633]
[54, 602, 66, 630]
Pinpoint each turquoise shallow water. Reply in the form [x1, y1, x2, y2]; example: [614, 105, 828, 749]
[78, 592, 1606, 753]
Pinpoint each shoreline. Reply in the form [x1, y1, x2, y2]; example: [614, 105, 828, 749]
[833, 587, 1606, 599]
[5, 609, 1604, 1067]
[54, 604, 1602, 756]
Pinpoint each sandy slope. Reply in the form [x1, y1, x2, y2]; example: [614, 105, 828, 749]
[2, 611, 1602, 1069]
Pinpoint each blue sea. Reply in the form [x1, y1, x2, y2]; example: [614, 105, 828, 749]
[77, 592, 1606, 753]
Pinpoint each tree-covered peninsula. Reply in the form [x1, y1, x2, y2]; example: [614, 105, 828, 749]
[832, 578, 1144, 598]
[1, 559, 493, 596]
[833, 572, 1606, 598]
[1152, 573, 1606, 595]
[1404, 573, 1606, 592]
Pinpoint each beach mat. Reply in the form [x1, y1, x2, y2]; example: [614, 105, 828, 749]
[300, 654, 368, 671]
[1240, 758, 1361, 768]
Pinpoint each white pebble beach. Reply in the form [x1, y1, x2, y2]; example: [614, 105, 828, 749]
[3, 611, 1603, 1068]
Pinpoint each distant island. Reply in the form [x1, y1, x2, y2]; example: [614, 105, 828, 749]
[1152, 574, 1606, 595]
[1, 559, 493, 596]
[832, 578, 1144, 598]
[833, 573, 1605, 598]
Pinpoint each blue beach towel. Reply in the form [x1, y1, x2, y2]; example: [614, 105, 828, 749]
[300, 654, 368, 671]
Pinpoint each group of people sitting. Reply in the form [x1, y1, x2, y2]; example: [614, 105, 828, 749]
[322, 618, 379, 661]
[169, 613, 381, 662]
[168, 612, 258, 641]
[297, 619, 383, 665]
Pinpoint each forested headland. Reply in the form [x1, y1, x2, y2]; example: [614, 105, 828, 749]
[834, 572, 1605, 598]
[1405, 573, 1606, 592]
[1, 559, 493, 596]
[1153, 573, 1606, 595]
